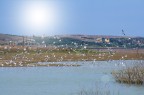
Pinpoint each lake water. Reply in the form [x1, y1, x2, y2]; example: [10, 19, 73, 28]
[0, 60, 144, 95]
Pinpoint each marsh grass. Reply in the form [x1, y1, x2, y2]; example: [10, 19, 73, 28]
[112, 63, 144, 85]
[77, 89, 118, 95]
[76, 84, 119, 95]
[0, 46, 144, 67]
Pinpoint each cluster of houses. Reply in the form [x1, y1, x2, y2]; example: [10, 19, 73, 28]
[81, 36, 110, 43]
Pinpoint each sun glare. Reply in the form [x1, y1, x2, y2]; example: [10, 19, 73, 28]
[19, 2, 59, 34]
[25, 6, 48, 28]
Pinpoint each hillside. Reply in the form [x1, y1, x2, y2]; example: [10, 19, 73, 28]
[0, 34, 23, 45]
[33, 35, 144, 48]
[0, 33, 144, 48]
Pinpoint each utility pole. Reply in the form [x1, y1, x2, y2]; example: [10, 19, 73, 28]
[122, 29, 125, 36]
[23, 36, 25, 47]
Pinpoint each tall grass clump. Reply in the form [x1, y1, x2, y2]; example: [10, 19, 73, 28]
[77, 87, 119, 95]
[112, 63, 144, 85]
[77, 89, 118, 95]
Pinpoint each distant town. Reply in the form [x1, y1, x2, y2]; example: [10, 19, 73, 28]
[0, 33, 144, 49]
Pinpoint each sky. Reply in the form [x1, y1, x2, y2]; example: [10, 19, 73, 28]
[0, 0, 144, 37]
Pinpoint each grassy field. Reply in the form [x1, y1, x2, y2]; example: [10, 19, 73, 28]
[0, 46, 144, 67]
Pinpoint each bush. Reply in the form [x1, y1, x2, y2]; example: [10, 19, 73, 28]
[112, 64, 144, 85]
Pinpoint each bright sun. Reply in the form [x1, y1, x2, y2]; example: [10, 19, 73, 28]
[20, 2, 58, 33]
[25, 6, 49, 27]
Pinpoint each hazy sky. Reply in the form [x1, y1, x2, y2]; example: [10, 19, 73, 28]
[0, 0, 144, 36]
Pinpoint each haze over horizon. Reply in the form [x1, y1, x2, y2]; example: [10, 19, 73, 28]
[0, 0, 144, 37]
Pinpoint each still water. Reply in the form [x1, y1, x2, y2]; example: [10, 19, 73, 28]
[0, 60, 144, 95]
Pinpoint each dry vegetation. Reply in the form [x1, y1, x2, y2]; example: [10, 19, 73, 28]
[77, 89, 118, 95]
[77, 85, 119, 95]
[0, 45, 144, 67]
[112, 63, 144, 85]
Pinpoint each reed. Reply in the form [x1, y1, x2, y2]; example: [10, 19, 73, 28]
[112, 64, 144, 85]
[77, 86, 119, 95]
